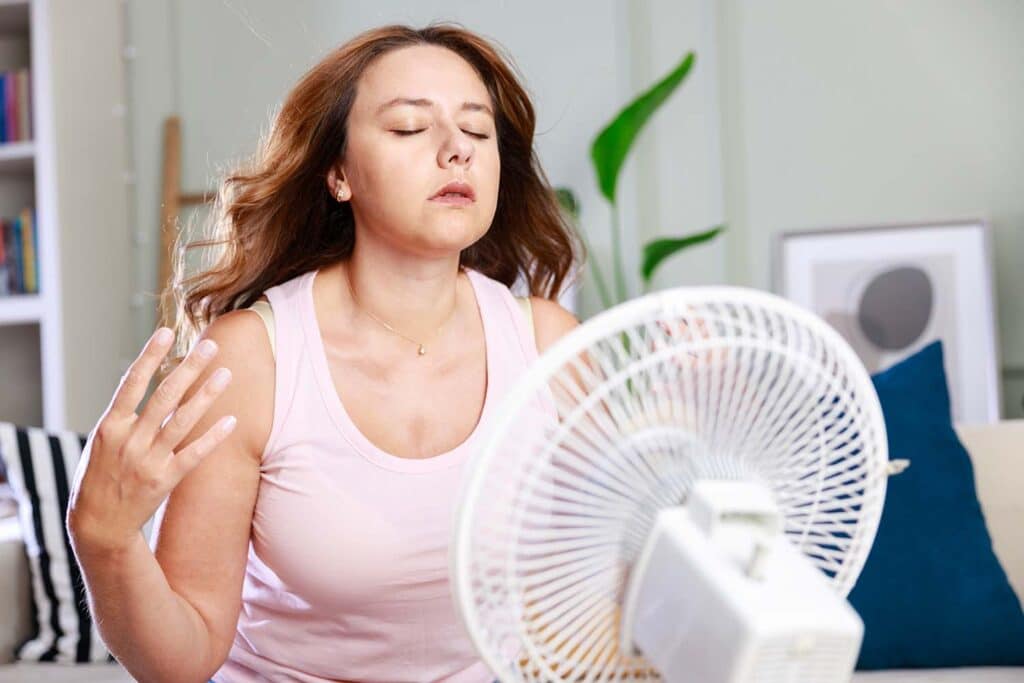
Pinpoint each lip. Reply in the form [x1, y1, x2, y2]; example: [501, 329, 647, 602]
[429, 180, 476, 203]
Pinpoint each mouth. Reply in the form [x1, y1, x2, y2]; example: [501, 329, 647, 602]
[430, 180, 476, 205]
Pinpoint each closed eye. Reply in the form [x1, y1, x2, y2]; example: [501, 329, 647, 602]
[391, 129, 490, 140]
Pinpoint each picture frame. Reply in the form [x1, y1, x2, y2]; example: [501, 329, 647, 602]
[773, 219, 1002, 424]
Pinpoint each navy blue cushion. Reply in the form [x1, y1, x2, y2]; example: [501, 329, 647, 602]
[848, 340, 1024, 669]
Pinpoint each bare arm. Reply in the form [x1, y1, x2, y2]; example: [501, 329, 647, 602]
[67, 310, 273, 682]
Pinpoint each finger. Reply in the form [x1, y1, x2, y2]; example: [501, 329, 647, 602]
[134, 338, 220, 447]
[151, 366, 233, 455]
[166, 415, 238, 484]
[107, 328, 176, 421]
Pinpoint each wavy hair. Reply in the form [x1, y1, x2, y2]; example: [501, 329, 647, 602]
[159, 23, 582, 374]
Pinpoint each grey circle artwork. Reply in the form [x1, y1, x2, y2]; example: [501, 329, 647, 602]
[857, 266, 934, 350]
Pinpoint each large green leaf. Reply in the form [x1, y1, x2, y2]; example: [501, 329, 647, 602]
[641, 225, 724, 283]
[590, 52, 696, 203]
[553, 185, 614, 310]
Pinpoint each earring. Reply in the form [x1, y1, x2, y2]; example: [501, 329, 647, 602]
[336, 186, 347, 202]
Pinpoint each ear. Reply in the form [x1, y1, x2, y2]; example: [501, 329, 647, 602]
[326, 166, 350, 201]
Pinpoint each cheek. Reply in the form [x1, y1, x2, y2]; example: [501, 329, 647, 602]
[346, 135, 414, 195]
[354, 162, 422, 217]
[480, 147, 501, 198]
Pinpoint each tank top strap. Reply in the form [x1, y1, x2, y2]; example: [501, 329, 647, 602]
[247, 300, 275, 358]
[515, 295, 534, 342]
[250, 270, 313, 460]
[466, 268, 538, 367]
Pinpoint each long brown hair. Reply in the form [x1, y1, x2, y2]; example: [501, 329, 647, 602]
[160, 23, 582, 373]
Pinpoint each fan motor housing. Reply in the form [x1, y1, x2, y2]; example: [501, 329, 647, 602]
[620, 481, 864, 683]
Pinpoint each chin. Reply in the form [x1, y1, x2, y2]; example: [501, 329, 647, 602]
[422, 213, 487, 234]
[419, 231, 489, 257]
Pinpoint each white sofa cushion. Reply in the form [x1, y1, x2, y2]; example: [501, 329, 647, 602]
[955, 420, 1024, 606]
[0, 662, 134, 682]
[0, 516, 32, 665]
[853, 667, 1024, 682]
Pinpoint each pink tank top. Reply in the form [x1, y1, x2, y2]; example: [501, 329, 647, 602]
[214, 267, 537, 683]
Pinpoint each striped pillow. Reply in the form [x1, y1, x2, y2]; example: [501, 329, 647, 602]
[0, 422, 114, 663]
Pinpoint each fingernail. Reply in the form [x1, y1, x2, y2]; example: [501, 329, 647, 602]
[211, 367, 232, 390]
[154, 328, 173, 346]
[197, 340, 217, 358]
[222, 416, 237, 433]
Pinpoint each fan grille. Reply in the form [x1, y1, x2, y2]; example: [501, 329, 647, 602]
[453, 287, 888, 682]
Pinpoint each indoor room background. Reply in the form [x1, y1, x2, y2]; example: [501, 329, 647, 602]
[1, 0, 1021, 434]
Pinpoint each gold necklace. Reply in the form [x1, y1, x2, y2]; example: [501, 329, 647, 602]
[344, 265, 458, 356]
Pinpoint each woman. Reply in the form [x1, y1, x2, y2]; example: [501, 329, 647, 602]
[66, 23, 582, 683]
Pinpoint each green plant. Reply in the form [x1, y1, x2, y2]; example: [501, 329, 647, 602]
[557, 51, 724, 311]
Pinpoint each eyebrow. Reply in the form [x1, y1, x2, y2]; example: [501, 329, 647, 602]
[376, 97, 494, 118]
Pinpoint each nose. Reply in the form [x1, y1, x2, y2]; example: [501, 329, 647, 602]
[437, 124, 474, 169]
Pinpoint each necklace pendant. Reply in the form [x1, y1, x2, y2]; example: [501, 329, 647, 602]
[417, 344, 427, 356]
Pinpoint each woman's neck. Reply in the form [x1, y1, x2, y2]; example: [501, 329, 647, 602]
[338, 251, 464, 349]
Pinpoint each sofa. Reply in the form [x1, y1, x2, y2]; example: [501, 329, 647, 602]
[0, 420, 1021, 682]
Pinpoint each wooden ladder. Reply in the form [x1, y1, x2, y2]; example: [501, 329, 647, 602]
[158, 115, 213, 326]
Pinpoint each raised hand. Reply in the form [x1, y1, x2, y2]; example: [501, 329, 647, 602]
[66, 327, 237, 554]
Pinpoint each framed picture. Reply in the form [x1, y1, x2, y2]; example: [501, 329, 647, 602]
[773, 219, 1002, 424]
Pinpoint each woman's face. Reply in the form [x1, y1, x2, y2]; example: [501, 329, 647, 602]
[335, 44, 501, 259]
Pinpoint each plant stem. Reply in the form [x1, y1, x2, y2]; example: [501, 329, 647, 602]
[611, 203, 628, 303]
[571, 221, 614, 311]
[589, 245, 610, 313]
[588, 258, 614, 311]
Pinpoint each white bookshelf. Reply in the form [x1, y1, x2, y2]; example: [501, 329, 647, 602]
[0, 0, 63, 430]
[0, 0, 134, 433]
[0, 140, 32, 171]
[0, 293, 41, 324]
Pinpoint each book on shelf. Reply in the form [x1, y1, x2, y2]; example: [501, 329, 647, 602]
[0, 68, 31, 144]
[0, 207, 37, 296]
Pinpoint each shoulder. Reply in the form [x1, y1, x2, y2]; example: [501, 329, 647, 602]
[202, 303, 272, 357]
[528, 296, 580, 356]
[184, 305, 276, 456]
[201, 304, 275, 389]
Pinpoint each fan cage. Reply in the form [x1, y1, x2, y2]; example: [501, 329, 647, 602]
[452, 286, 888, 682]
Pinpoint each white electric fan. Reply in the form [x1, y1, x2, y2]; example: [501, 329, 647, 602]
[451, 286, 896, 683]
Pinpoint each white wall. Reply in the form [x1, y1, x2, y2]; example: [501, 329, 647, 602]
[49, 0, 133, 432]
[715, 0, 1024, 418]
[122, 1, 1024, 419]
[126, 0, 644, 336]
[627, 0, 727, 295]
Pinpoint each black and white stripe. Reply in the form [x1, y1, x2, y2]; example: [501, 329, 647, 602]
[0, 422, 113, 663]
